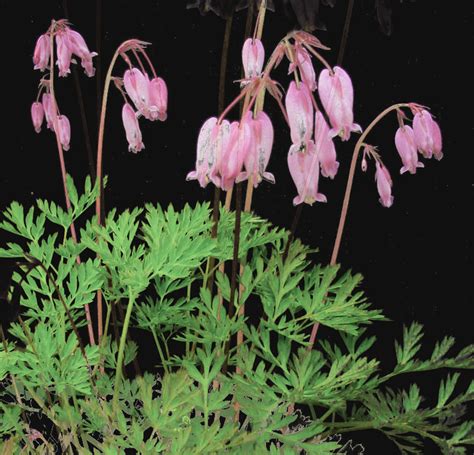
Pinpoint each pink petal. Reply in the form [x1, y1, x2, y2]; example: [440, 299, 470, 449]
[56, 115, 71, 151]
[285, 80, 313, 146]
[314, 111, 339, 179]
[31, 102, 44, 134]
[121, 103, 144, 153]
[242, 38, 265, 79]
[375, 161, 393, 208]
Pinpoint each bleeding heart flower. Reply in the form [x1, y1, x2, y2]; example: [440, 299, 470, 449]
[56, 115, 71, 151]
[375, 161, 393, 208]
[413, 109, 443, 161]
[318, 66, 361, 141]
[31, 102, 44, 133]
[237, 110, 275, 187]
[55, 31, 73, 77]
[121, 103, 144, 153]
[42, 93, 57, 131]
[288, 140, 327, 205]
[148, 77, 168, 122]
[242, 38, 265, 80]
[123, 68, 150, 118]
[65, 28, 97, 77]
[186, 117, 219, 187]
[33, 34, 50, 72]
[218, 117, 252, 191]
[288, 46, 316, 91]
[285, 80, 314, 147]
[395, 125, 424, 174]
[314, 111, 339, 179]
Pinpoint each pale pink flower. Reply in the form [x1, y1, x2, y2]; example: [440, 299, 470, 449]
[186, 117, 219, 187]
[285, 80, 313, 147]
[395, 125, 424, 174]
[318, 66, 361, 141]
[288, 46, 316, 91]
[413, 109, 443, 160]
[123, 68, 150, 118]
[288, 140, 327, 206]
[242, 38, 265, 79]
[55, 31, 73, 77]
[33, 34, 50, 71]
[65, 28, 97, 77]
[42, 93, 56, 130]
[31, 102, 44, 133]
[218, 118, 252, 191]
[314, 111, 339, 179]
[148, 77, 168, 121]
[56, 115, 71, 151]
[375, 161, 393, 208]
[209, 120, 233, 189]
[237, 111, 275, 187]
[121, 103, 144, 153]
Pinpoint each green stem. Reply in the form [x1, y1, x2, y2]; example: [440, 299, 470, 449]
[151, 326, 170, 375]
[112, 288, 136, 411]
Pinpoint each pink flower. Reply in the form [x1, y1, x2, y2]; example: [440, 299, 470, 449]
[395, 125, 424, 174]
[33, 34, 50, 71]
[288, 140, 327, 206]
[285, 80, 313, 147]
[121, 103, 144, 153]
[41, 93, 56, 130]
[218, 117, 252, 191]
[413, 109, 443, 160]
[318, 66, 361, 141]
[375, 161, 393, 208]
[314, 111, 339, 179]
[289, 46, 316, 91]
[65, 29, 97, 77]
[55, 31, 73, 77]
[56, 115, 71, 151]
[148, 77, 168, 122]
[242, 38, 265, 79]
[237, 111, 275, 187]
[123, 68, 150, 118]
[186, 117, 219, 188]
[31, 102, 44, 133]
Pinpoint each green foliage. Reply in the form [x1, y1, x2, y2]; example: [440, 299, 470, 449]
[0, 178, 472, 453]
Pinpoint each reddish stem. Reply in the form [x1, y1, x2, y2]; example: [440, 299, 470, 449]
[307, 103, 410, 349]
[48, 20, 96, 346]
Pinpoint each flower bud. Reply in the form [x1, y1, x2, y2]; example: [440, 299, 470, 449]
[31, 102, 44, 133]
[242, 38, 265, 79]
[121, 103, 144, 153]
[375, 161, 393, 208]
[56, 115, 71, 151]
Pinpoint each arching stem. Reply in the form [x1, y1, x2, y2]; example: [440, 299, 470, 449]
[307, 103, 410, 349]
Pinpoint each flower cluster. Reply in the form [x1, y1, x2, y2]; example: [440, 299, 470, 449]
[187, 28, 444, 211]
[121, 64, 168, 153]
[363, 105, 443, 208]
[31, 20, 96, 151]
[187, 37, 274, 190]
[33, 19, 96, 77]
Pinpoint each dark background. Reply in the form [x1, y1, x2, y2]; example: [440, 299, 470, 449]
[0, 0, 472, 452]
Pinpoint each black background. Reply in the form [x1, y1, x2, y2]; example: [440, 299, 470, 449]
[0, 0, 472, 452]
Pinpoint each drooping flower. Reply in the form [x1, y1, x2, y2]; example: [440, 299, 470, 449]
[288, 140, 327, 205]
[218, 117, 252, 191]
[148, 77, 168, 121]
[121, 103, 144, 153]
[56, 115, 71, 151]
[289, 46, 316, 91]
[375, 161, 393, 207]
[33, 34, 50, 71]
[318, 66, 361, 141]
[395, 125, 424, 174]
[123, 68, 150, 118]
[55, 31, 73, 77]
[31, 102, 44, 133]
[237, 110, 275, 187]
[412, 109, 443, 160]
[242, 38, 265, 80]
[314, 111, 338, 178]
[42, 93, 56, 130]
[65, 28, 97, 77]
[285, 80, 313, 147]
[186, 117, 219, 187]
